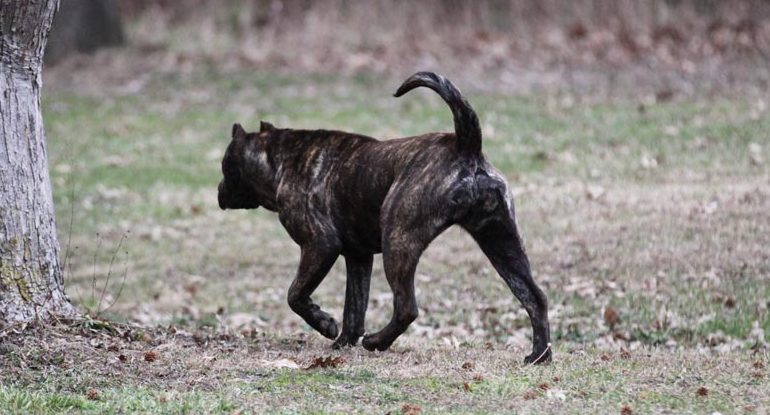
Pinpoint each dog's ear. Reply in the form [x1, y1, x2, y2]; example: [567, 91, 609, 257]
[232, 123, 246, 139]
[260, 121, 275, 132]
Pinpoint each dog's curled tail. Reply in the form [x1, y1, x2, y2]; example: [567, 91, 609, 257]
[394, 71, 481, 155]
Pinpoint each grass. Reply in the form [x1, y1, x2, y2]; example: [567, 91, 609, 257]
[0, 325, 767, 414]
[0, 385, 237, 414]
[2, 63, 766, 413]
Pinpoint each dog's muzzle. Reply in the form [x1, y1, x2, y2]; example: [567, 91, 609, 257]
[217, 181, 229, 210]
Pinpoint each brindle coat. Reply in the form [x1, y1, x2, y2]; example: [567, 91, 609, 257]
[218, 72, 551, 363]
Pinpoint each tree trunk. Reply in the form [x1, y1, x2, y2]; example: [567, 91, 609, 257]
[0, 0, 75, 323]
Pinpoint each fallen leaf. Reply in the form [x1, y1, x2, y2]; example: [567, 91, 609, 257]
[305, 356, 344, 370]
[401, 403, 422, 415]
[621, 405, 633, 415]
[613, 332, 629, 341]
[656, 89, 674, 102]
[604, 306, 620, 330]
[461, 361, 474, 370]
[144, 350, 158, 362]
[183, 284, 199, 297]
[538, 382, 550, 391]
[463, 381, 472, 392]
[697, 386, 709, 397]
[568, 22, 588, 40]
[86, 388, 99, 401]
[473, 373, 484, 382]
[522, 389, 539, 400]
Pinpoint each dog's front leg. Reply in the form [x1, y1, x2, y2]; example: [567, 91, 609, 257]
[332, 254, 373, 349]
[287, 245, 341, 340]
[361, 239, 424, 352]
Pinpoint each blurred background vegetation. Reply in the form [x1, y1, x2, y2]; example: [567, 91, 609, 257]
[47, 0, 770, 95]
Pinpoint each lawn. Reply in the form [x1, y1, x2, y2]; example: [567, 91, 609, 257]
[0, 67, 767, 414]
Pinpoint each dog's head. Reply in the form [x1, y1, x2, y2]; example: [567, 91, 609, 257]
[217, 121, 277, 210]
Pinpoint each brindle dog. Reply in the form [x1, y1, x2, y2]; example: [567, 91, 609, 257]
[218, 72, 551, 363]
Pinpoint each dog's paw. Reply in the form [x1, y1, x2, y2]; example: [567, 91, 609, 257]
[331, 333, 359, 349]
[524, 349, 552, 365]
[361, 335, 378, 351]
[317, 318, 339, 340]
[361, 334, 391, 352]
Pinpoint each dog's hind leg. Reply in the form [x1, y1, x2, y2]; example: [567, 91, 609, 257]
[463, 205, 551, 364]
[332, 254, 373, 349]
[287, 245, 341, 340]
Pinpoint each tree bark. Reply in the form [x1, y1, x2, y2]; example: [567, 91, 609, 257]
[0, 0, 75, 323]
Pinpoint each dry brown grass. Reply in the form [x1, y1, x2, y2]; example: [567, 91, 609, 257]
[109, 0, 770, 97]
[1, 321, 768, 413]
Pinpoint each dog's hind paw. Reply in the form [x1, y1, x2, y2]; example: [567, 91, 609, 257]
[524, 347, 552, 365]
[361, 333, 392, 352]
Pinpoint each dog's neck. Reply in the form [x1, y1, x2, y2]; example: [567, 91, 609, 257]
[262, 128, 307, 187]
[254, 128, 326, 211]
[239, 136, 280, 212]
[261, 128, 339, 206]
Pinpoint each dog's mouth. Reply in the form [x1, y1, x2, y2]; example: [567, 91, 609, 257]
[217, 181, 230, 210]
[217, 181, 228, 210]
[218, 180, 260, 210]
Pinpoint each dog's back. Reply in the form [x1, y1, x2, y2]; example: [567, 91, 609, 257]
[268, 72, 501, 255]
